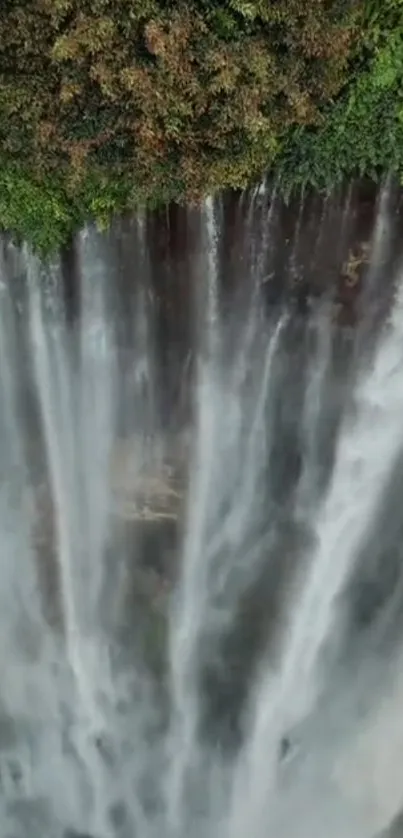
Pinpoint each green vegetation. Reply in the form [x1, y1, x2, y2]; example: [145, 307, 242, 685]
[279, 1, 403, 192]
[0, 0, 402, 252]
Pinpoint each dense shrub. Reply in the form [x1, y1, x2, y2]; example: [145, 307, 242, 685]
[0, 0, 401, 251]
[278, 0, 403, 192]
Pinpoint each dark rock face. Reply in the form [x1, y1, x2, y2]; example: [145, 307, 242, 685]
[376, 811, 403, 838]
[279, 735, 292, 761]
[64, 831, 97, 838]
[53, 179, 403, 424]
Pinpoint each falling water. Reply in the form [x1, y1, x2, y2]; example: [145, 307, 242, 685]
[289, 188, 305, 283]
[0, 181, 403, 838]
[204, 197, 219, 345]
[228, 271, 403, 838]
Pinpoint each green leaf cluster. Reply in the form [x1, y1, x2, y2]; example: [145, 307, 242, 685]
[277, 1, 403, 193]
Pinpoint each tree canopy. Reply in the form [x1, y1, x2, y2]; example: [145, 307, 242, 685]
[0, 0, 402, 251]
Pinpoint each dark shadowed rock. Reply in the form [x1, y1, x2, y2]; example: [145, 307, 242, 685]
[279, 735, 292, 761]
[376, 811, 403, 838]
[64, 831, 97, 838]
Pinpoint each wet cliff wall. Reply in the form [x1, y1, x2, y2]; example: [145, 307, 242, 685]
[46, 179, 403, 423]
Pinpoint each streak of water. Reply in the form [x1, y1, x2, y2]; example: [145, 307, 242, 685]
[297, 301, 334, 509]
[78, 230, 117, 626]
[289, 188, 304, 282]
[165, 306, 286, 836]
[227, 271, 403, 838]
[365, 173, 393, 294]
[204, 197, 219, 348]
[0, 257, 45, 715]
[337, 182, 354, 264]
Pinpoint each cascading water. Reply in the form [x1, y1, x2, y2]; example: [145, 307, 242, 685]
[0, 182, 403, 838]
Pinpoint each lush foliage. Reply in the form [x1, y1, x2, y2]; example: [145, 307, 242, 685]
[279, 0, 403, 192]
[0, 0, 402, 251]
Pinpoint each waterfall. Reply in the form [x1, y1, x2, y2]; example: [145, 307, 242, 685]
[0, 182, 402, 838]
